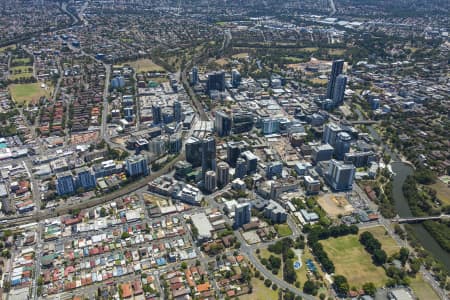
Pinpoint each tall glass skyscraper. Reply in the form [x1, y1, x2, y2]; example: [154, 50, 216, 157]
[326, 59, 344, 99]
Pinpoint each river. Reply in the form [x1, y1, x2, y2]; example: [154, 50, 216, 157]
[391, 162, 450, 271]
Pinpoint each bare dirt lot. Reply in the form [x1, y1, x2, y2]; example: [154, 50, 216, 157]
[317, 193, 354, 217]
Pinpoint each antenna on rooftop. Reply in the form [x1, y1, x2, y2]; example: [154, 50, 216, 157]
[177, 0, 182, 16]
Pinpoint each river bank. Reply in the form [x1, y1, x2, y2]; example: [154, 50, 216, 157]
[391, 162, 450, 272]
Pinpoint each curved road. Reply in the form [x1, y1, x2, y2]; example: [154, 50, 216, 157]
[235, 231, 316, 300]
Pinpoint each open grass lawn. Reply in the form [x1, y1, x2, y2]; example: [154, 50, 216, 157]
[232, 52, 249, 59]
[9, 72, 34, 80]
[275, 224, 293, 237]
[282, 56, 304, 63]
[409, 275, 440, 300]
[9, 82, 53, 104]
[298, 47, 319, 52]
[320, 235, 388, 288]
[9, 65, 33, 80]
[118, 59, 165, 73]
[359, 226, 400, 256]
[0, 45, 16, 53]
[328, 49, 345, 55]
[12, 57, 32, 65]
[430, 181, 450, 206]
[240, 278, 278, 300]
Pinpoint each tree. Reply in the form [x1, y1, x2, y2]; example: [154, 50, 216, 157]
[373, 249, 387, 265]
[264, 279, 272, 287]
[303, 280, 318, 295]
[362, 282, 376, 296]
[333, 275, 349, 296]
[100, 207, 107, 217]
[399, 247, 409, 266]
[181, 262, 187, 269]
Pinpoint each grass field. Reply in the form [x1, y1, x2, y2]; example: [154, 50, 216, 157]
[409, 275, 440, 300]
[9, 65, 33, 80]
[359, 226, 400, 256]
[9, 82, 52, 104]
[282, 56, 303, 63]
[240, 278, 278, 300]
[430, 181, 450, 206]
[328, 49, 345, 55]
[12, 57, 32, 65]
[232, 52, 249, 59]
[299, 47, 319, 52]
[118, 59, 165, 73]
[275, 224, 293, 237]
[0, 45, 16, 53]
[321, 235, 388, 288]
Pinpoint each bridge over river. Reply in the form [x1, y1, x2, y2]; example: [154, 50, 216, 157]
[394, 214, 450, 224]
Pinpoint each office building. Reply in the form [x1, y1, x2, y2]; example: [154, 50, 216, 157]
[173, 100, 182, 122]
[311, 144, 334, 163]
[178, 184, 201, 206]
[201, 136, 216, 181]
[215, 110, 232, 137]
[232, 111, 254, 134]
[168, 134, 182, 154]
[235, 158, 247, 179]
[231, 69, 241, 88]
[56, 172, 75, 195]
[111, 76, 125, 89]
[93, 160, 122, 179]
[185, 137, 202, 167]
[217, 162, 230, 188]
[162, 107, 174, 124]
[204, 170, 217, 192]
[174, 161, 193, 179]
[262, 118, 280, 135]
[332, 74, 347, 106]
[234, 203, 251, 228]
[152, 104, 162, 125]
[323, 123, 342, 146]
[227, 141, 245, 167]
[304, 176, 320, 195]
[190, 66, 198, 85]
[76, 167, 96, 190]
[207, 71, 225, 92]
[149, 137, 167, 156]
[264, 200, 287, 223]
[326, 159, 355, 191]
[334, 131, 351, 160]
[241, 150, 258, 174]
[344, 151, 376, 168]
[125, 155, 149, 177]
[369, 98, 380, 110]
[326, 59, 344, 99]
[266, 161, 283, 179]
